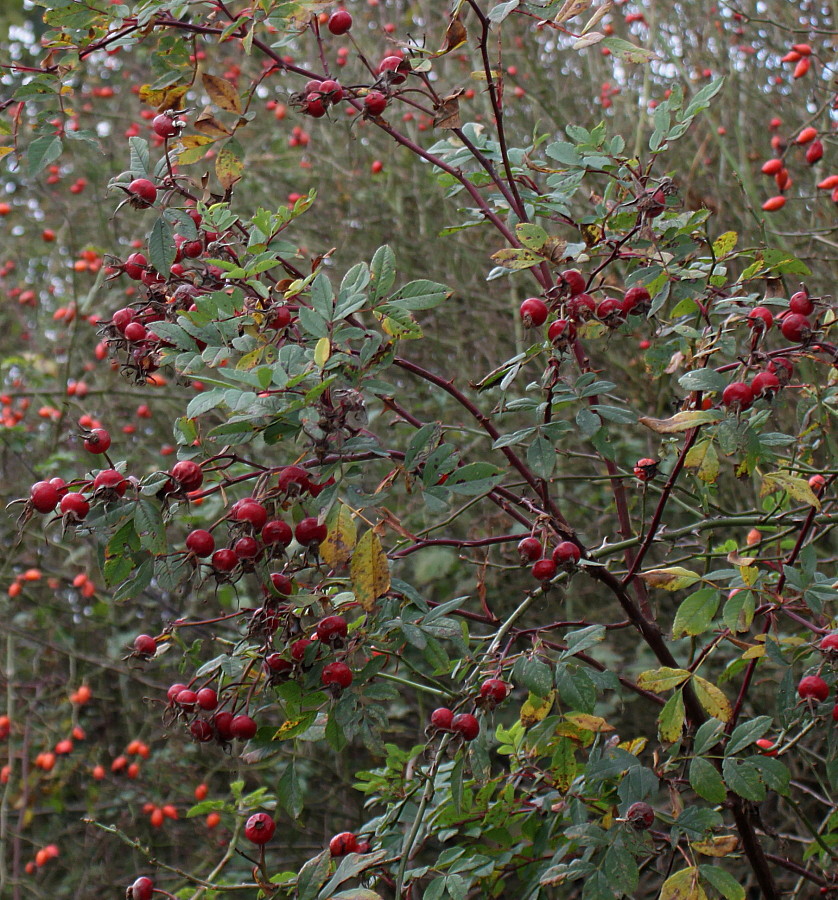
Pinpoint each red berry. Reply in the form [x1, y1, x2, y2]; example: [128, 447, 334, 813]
[789, 290, 814, 316]
[548, 318, 576, 347]
[295, 517, 327, 548]
[780, 313, 812, 343]
[233, 535, 260, 559]
[305, 93, 327, 118]
[175, 689, 198, 709]
[269, 572, 292, 595]
[127, 178, 157, 206]
[111, 307, 135, 331]
[480, 678, 508, 704]
[123, 321, 147, 342]
[750, 371, 780, 398]
[60, 492, 90, 520]
[364, 91, 388, 116]
[133, 634, 156, 657]
[517, 536, 542, 563]
[797, 675, 829, 702]
[316, 615, 348, 646]
[762, 195, 786, 212]
[559, 269, 586, 296]
[211, 548, 238, 572]
[633, 458, 658, 481]
[190, 719, 214, 742]
[531, 558, 557, 582]
[327, 9, 352, 34]
[230, 714, 258, 740]
[755, 738, 778, 757]
[809, 474, 826, 494]
[186, 529, 215, 557]
[170, 460, 203, 491]
[291, 638, 313, 661]
[520, 297, 548, 327]
[167, 683, 188, 702]
[552, 541, 581, 568]
[747, 306, 773, 331]
[566, 293, 596, 321]
[378, 55, 408, 83]
[768, 356, 794, 384]
[123, 253, 147, 280]
[196, 688, 218, 710]
[819, 633, 838, 653]
[596, 297, 625, 326]
[130, 876, 154, 900]
[806, 140, 824, 165]
[430, 707, 454, 730]
[264, 653, 293, 676]
[451, 713, 479, 740]
[93, 469, 127, 496]
[625, 801, 654, 830]
[213, 711, 235, 741]
[329, 831, 358, 856]
[30, 481, 59, 513]
[721, 381, 754, 411]
[244, 812, 276, 845]
[152, 114, 178, 138]
[621, 285, 651, 315]
[760, 158, 783, 176]
[277, 465, 311, 494]
[83, 428, 111, 453]
[319, 79, 344, 102]
[321, 661, 353, 689]
[262, 519, 292, 547]
[231, 498, 268, 531]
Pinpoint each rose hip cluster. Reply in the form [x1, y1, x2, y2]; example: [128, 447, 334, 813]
[517, 535, 582, 585]
[796, 633, 838, 723]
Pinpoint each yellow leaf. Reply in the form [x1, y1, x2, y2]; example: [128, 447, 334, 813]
[350, 530, 390, 612]
[618, 737, 648, 755]
[0, 147, 13, 159]
[760, 470, 821, 510]
[712, 230, 738, 258]
[637, 667, 691, 692]
[320, 504, 357, 569]
[215, 145, 244, 190]
[176, 134, 215, 165]
[639, 567, 701, 591]
[314, 337, 330, 367]
[639, 410, 722, 434]
[520, 690, 555, 727]
[565, 713, 614, 733]
[658, 689, 685, 744]
[201, 73, 242, 114]
[692, 835, 739, 857]
[660, 867, 707, 900]
[692, 675, 732, 722]
[741, 644, 765, 660]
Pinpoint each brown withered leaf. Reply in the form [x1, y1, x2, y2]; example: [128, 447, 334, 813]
[194, 110, 231, 138]
[692, 836, 739, 857]
[554, 0, 590, 25]
[202, 73, 242, 114]
[434, 90, 463, 129]
[437, 14, 467, 56]
[139, 83, 189, 112]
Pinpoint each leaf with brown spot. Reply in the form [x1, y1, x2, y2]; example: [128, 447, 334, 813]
[692, 836, 739, 857]
[350, 530, 390, 613]
[572, 31, 604, 50]
[202, 73, 242, 114]
[639, 410, 722, 433]
[437, 14, 467, 56]
[215, 143, 244, 190]
[139, 83, 189, 111]
[320, 503, 357, 569]
[554, 0, 591, 24]
[176, 135, 215, 165]
[194, 111, 231, 138]
[519, 690, 555, 727]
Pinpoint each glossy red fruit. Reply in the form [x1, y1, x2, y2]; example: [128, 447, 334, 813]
[747, 306, 773, 331]
[596, 297, 625, 326]
[797, 675, 829, 702]
[196, 688, 218, 710]
[517, 536, 543, 563]
[291, 638, 313, 661]
[305, 93, 327, 117]
[552, 541, 581, 568]
[789, 290, 814, 315]
[233, 535, 260, 559]
[762, 195, 786, 212]
[566, 292, 596, 321]
[93, 469, 127, 496]
[123, 253, 147, 280]
[212, 711, 235, 741]
[167, 683, 188, 702]
[621, 285, 651, 315]
[559, 269, 586, 296]
[123, 321, 147, 342]
[322, 661, 353, 689]
[277, 465, 310, 493]
[451, 713, 480, 740]
[805, 140, 824, 165]
[262, 519, 292, 547]
[780, 313, 812, 343]
[84, 428, 111, 453]
[133, 634, 156, 657]
[171, 459, 203, 491]
[186, 529, 215, 557]
[721, 381, 754, 411]
[430, 707, 454, 730]
[269, 572, 292, 595]
[625, 801, 654, 830]
[130, 876, 154, 900]
[295, 517, 327, 548]
[231, 498, 268, 531]
[127, 178, 157, 206]
[264, 653, 293, 676]
[819, 633, 838, 653]
[152, 114, 178, 137]
[245, 812, 276, 845]
[364, 91, 388, 116]
[111, 307, 134, 331]
[60, 492, 90, 520]
[520, 297, 548, 327]
[316, 615, 348, 645]
[531, 558, 557, 582]
[175, 689, 198, 710]
[211, 548, 238, 572]
[330, 831, 358, 856]
[318, 79, 344, 102]
[548, 318, 576, 347]
[755, 738, 778, 756]
[760, 158, 783, 176]
[767, 356, 794, 384]
[378, 55, 408, 83]
[809, 474, 826, 494]
[480, 678, 508, 704]
[327, 9, 352, 34]
[633, 458, 657, 481]
[230, 714, 258, 740]
[30, 481, 60, 513]
[750, 371, 780, 398]
[190, 719, 214, 742]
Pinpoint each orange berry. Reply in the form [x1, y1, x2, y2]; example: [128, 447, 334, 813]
[44, 844, 59, 859]
[126, 739, 141, 755]
[162, 804, 178, 820]
[762, 195, 786, 212]
[54, 739, 73, 755]
[137, 742, 150, 759]
[150, 807, 165, 828]
[206, 811, 221, 829]
[39, 752, 56, 771]
[795, 126, 817, 145]
[111, 755, 127, 772]
[7, 583, 21, 598]
[194, 783, 209, 801]
[92, 764, 105, 780]
[23, 569, 41, 581]
[73, 685, 91, 704]
[72, 726, 85, 741]
[127, 762, 140, 779]
[35, 849, 49, 867]
[793, 57, 810, 78]
[746, 528, 761, 546]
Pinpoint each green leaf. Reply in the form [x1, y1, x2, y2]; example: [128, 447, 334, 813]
[128, 136, 150, 177]
[513, 656, 553, 697]
[297, 850, 331, 900]
[658, 689, 685, 744]
[370, 245, 396, 301]
[601, 36, 658, 64]
[751, 755, 790, 796]
[27, 135, 62, 176]
[684, 77, 726, 118]
[699, 866, 745, 900]
[672, 588, 720, 638]
[389, 279, 452, 311]
[660, 867, 703, 900]
[640, 567, 702, 591]
[725, 716, 773, 756]
[562, 625, 605, 657]
[603, 842, 639, 895]
[689, 756, 727, 803]
[148, 217, 176, 275]
[515, 222, 549, 250]
[527, 435, 556, 479]
[722, 758, 765, 802]
[678, 369, 728, 393]
[134, 499, 167, 554]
